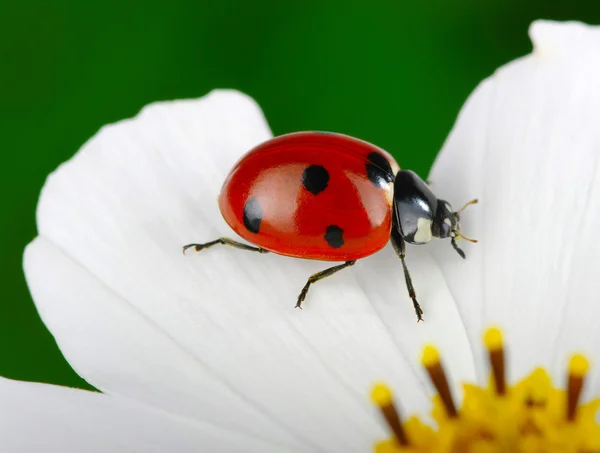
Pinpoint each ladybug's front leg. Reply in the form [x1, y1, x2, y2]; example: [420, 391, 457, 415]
[390, 226, 424, 323]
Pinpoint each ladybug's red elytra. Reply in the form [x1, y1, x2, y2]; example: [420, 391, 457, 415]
[184, 131, 477, 322]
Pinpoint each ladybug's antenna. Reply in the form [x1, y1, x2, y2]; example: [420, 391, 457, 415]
[456, 198, 479, 215]
[451, 231, 477, 260]
[453, 231, 478, 243]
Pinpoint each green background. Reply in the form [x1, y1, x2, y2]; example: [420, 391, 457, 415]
[1, 1, 598, 390]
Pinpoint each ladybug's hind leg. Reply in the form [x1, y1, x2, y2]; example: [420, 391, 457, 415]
[390, 226, 424, 323]
[182, 238, 269, 255]
[295, 260, 356, 309]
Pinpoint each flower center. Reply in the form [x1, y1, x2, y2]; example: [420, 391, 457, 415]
[371, 327, 600, 452]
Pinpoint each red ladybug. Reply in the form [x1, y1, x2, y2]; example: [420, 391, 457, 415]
[184, 132, 477, 321]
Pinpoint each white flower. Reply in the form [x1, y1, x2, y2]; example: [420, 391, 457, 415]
[5, 19, 600, 452]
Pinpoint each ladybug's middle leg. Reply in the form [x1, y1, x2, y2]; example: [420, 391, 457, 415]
[295, 260, 356, 309]
[390, 225, 424, 323]
[182, 238, 269, 255]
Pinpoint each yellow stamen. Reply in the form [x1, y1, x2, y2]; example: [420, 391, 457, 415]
[421, 345, 458, 418]
[567, 354, 589, 422]
[483, 327, 506, 396]
[371, 383, 410, 446]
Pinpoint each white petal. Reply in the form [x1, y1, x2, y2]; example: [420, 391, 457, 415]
[429, 20, 600, 393]
[427, 79, 493, 381]
[0, 377, 295, 453]
[25, 237, 300, 449]
[26, 89, 475, 451]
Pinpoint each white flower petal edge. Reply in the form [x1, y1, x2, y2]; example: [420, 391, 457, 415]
[0, 377, 295, 453]
[430, 20, 600, 397]
[24, 89, 473, 453]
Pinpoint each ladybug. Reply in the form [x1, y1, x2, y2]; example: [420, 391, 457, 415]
[184, 131, 477, 322]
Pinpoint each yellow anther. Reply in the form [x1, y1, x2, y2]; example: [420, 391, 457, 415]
[569, 354, 589, 377]
[371, 383, 394, 407]
[483, 327, 503, 351]
[421, 345, 440, 367]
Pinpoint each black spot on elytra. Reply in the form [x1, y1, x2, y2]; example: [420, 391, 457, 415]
[366, 152, 394, 189]
[243, 197, 263, 234]
[302, 165, 330, 195]
[324, 225, 344, 248]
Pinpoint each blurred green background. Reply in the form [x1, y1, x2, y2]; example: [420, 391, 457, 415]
[0, 0, 598, 390]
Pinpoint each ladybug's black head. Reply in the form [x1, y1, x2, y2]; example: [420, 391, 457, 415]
[432, 198, 478, 259]
[431, 199, 457, 238]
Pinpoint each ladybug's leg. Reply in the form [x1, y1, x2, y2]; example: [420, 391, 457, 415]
[390, 227, 424, 323]
[295, 260, 356, 309]
[450, 237, 466, 259]
[182, 238, 269, 255]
